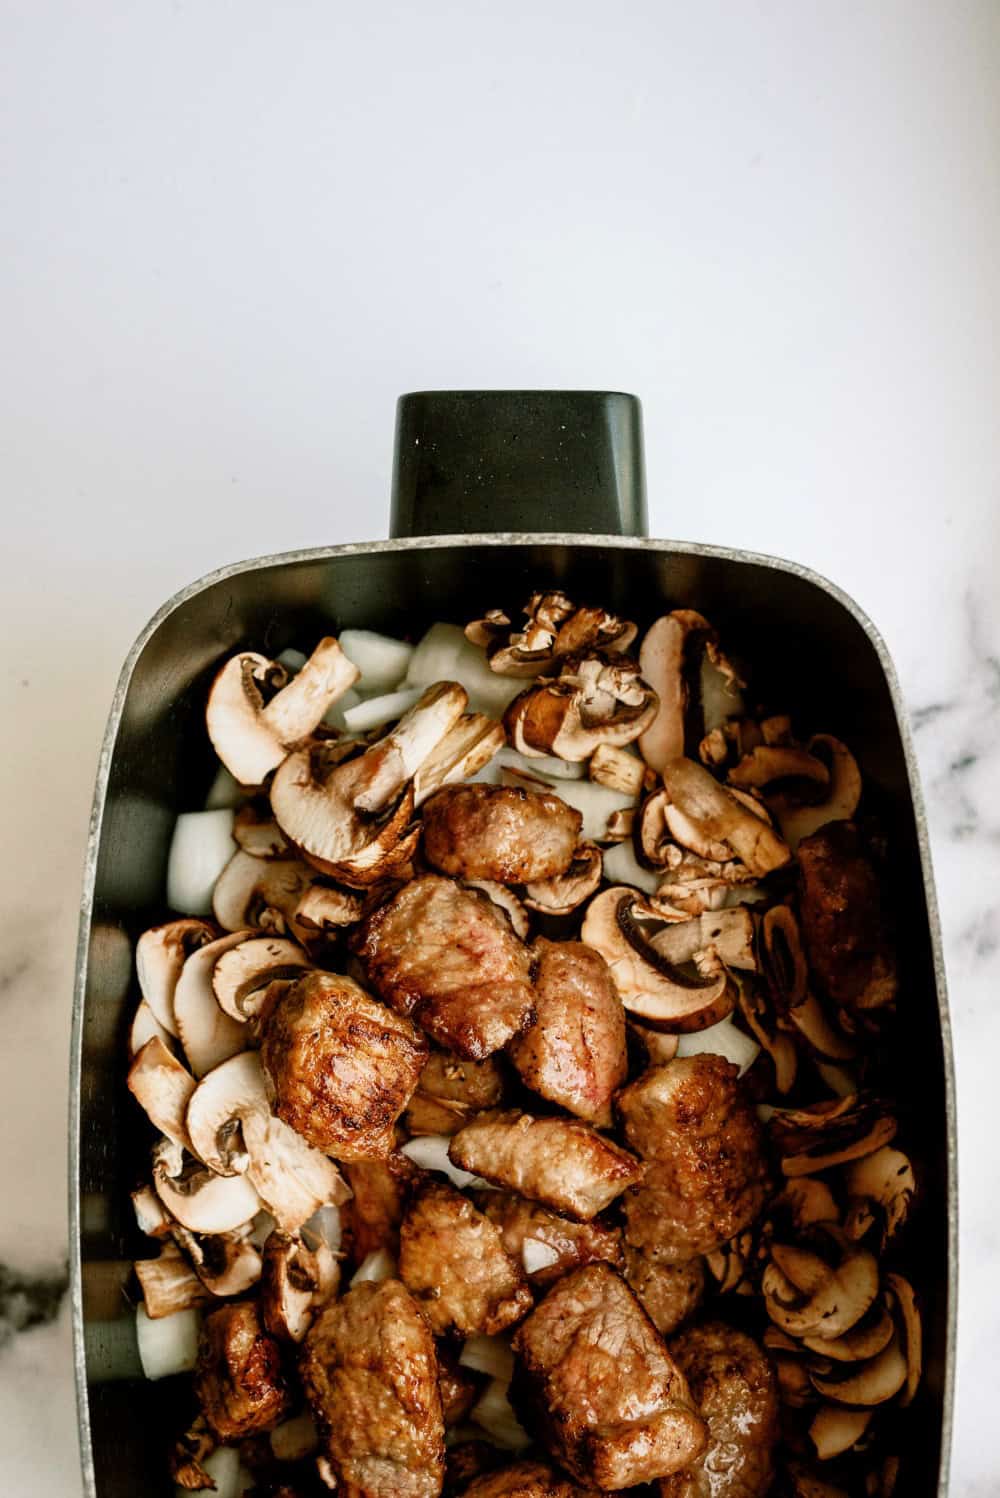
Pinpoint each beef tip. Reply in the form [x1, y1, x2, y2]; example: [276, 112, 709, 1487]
[436, 1343, 481, 1426]
[341, 1151, 419, 1265]
[398, 1179, 533, 1337]
[449, 1110, 643, 1221]
[511, 1264, 706, 1489]
[798, 821, 898, 1014]
[444, 1441, 504, 1495]
[261, 971, 427, 1160]
[659, 1322, 779, 1498]
[508, 939, 626, 1127]
[474, 1190, 624, 1287]
[458, 1460, 604, 1496]
[624, 1248, 705, 1337]
[194, 1301, 290, 1441]
[405, 1050, 506, 1137]
[617, 1056, 769, 1262]
[301, 1279, 445, 1498]
[422, 785, 581, 883]
[352, 875, 535, 1059]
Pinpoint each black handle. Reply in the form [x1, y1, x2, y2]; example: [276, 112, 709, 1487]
[389, 390, 647, 539]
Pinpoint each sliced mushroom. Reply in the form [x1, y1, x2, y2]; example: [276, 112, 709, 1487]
[129, 1000, 175, 1057]
[769, 735, 863, 848]
[661, 757, 792, 876]
[233, 805, 292, 858]
[169, 1414, 217, 1490]
[589, 742, 647, 796]
[464, 881, 532, 940]
[260, 1230, 339, 1342]
[211, 936, 312, 1022]
[809, 1332, 908, 1406]
[134, 1242, 213, 1319]
[738, 979, 798, 1094]
[810, 1404, 874, 1460]
[271, 682, 466, 882]
[769, 1096, 898, 1177]
[172, 1225, 263, 1298]
[801, 1302, 895, 1363]
[136, 919, 217, 1037]
[152, 1138, 261, 1234]
[185, 1051, 348, 1232]
[763, 1230, 880, 1341]
[292, 881, 365, 936]
[772, 1177, 841, 1232]
[648, 907, 758, 972]
[727, 745, 830, 793]
[626, 1018, 680, 1065]
[884, 1272, 921, 1406]
[704, 1229, 755, 1295]
[504, 655, 658, 761]
[474, 593, 636, 676]
[413, 715, 506, 805]
[762, 904, 809, 1013]
[580, 886, 736, 1031]
[173, 931, 252, 1077]
[127, 1037, 197, 1151]
[843, 1147, 915, 1249]
[636, 611, 707, 770]
[523, 844, 603, 915]
[132, 1184, 173, 1238]
[212, 850, 314, 932]
[206, 638, 360, 786]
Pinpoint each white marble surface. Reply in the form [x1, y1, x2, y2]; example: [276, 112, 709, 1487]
[2, 2, 998, 1492]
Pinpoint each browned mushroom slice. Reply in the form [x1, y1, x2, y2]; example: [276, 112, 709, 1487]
[704, 1230, 755, 1295]
[260, 1229, 339, 1342]
[413, 715, 506, 804]
[206, 638, 360, 786]
[770, 735, 863, 848]
[637, 610, 741, 771]
[589, 742, 648, 796]
[884, 1272, 922, 1406]
[135, 1242, 214, 1318]
[649, 907, 758, 972]
[504, 654, 658, 761]
[474, 592, 637, 677]
[808, 1331, 908, 1406]
[170, 1225, 263, 1299]
[169, 1413, 216, 1489]
[738, 980, 798, 1094]
[211, 935, 311, 1021]
[291, 880, 365, 937]
[627, 1018, 680, 1065]
[522, 843, 602, 914]
[661, 757, 792, 876]
[136, 918, 218, 1037]
[727, 745, 830, 794]
[763, 1229, 879, 1341]
[801, 1301, 895, 1363]
[580, 887, 736, 1032]
[232, 804, 292, 858]
[843, 1146, 916, 1249]
[769, 1096, 898, 1177]
[128, 1036, 198, 1153]
[152, 1138, 262, 1234]
[761, 904, 809, 1012]
[464, 880, 532, 940]
[809, 1404, 874, 1460]
[271, 682, 467, 884]
[465, 608, 514, 650]
[404, 1051, 505, 1137]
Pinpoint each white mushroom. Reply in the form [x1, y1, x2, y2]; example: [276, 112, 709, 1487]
[128, 1000, 175, 1057]
[260, 1230, 339, 1342]
[809, 1331, 908, 1406]
[131, 1184, 173, 1238]
[809, 1405, 873, 1461]
[233, 805, 292, 858]
[173, 931, 252, 1077]
[770, 735, 863, 849]
[465, 881, 532, 940]
[661, 757, 791, 877]
[588, 743, 647, 797]
[211, 935, 311, 1022]
[127, 1037, 197, 1152]
[637, 613, 699, 770]
[504, 655, 658, 761]
[134, 1242, 212, 1318]
[171, 1224, 263, 1298]
[136, 919, 217, 1037]
[843, 1146, 916, 1249]
[413, 715, 506, 805]
[648, 907, 758, 972]
[206, 638, 360, 786]
[523, 844, 603, 915]
[152, 1138, 261, 1234]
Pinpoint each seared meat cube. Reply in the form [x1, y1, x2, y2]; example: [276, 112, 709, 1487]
[459, 1461, 603, 1496]
[436, 1343, 481, 1426]
[617, 1056, 769, 1262]
[659, 1322, 778, 1498]
[624, 1247, 705, 1337]
[508, 939, 626, 1127]
[511, 1264, 706, 1488]
[341, 1151, 419, 1265]
[301, 1279, 445, 1498]
[422, 784, 581, 883]
[399, 1179, 532, 1336]
[798, 821, 898, 1014]
[194, 1301, 290, 1441]
[449, 1111, 643, 1221]
[475, 1190, 624, 1287]
[352, 876, 535, 1059]
[444, 1442, 504, 1494]
[405, 1050, 506, 1136]
[261, 971, 427, 1160]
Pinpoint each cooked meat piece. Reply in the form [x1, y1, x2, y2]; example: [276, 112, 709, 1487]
[617, 1056, 769, 1262]
[511, 1264, 706, 1488]
[301, 1279, 445, 1498]
[449, 1111, 643, 1221]
[436, 1343, 481, 1426]
[508, 939, 626, 1127]
[659, 1322, 779, 1498]
[405, 1050, 506, 1136]
[459, 1461, 603, 1497]
[624, 1247, 705, 1337]
[341, 1152, 419, 1265]
[261, 971, 428, 1160]
[798, 821, 898, 1014]
[398, 1179, 533, 1336]
[475, 1190, 624, 1287]
[444, 1442, 504, 1495]
[352, 876, 535, 1060]
[422, 785, 581, 883]
[194, 1301, 290, 1441]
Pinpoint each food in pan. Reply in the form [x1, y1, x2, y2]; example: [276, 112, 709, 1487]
[125, 595, 919, 1498]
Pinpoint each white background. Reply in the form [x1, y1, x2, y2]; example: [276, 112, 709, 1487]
[2, 2, 998, 1493]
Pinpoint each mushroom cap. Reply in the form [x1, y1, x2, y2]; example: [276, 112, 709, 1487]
[504, 655, 658, 762]
[127, 1036, 197, 1152]
[636, 613, 690, 771]
[808, 1331, 908, 1406]
[808, 1404, 873, 1461]
[153, 1145, 261, 1233]
[660, 757, 792, 877]
[260, 1231, 339, 1343]
[522, 844, 603, 915]
[212, 850, 315, 932]
[136, 919, 217, 1037]
[173, 931, 253, 1077]
[211, 936, 311, 1022]
[843, 1146, 915, 1249]
[771, 735, 862, 849]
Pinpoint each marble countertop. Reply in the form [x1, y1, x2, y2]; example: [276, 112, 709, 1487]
[3, 3, 998, 1493]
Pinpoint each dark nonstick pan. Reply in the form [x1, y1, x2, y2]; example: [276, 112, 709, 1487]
[70, 390, 956, 1495]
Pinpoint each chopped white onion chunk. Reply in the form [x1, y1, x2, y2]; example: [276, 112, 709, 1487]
[275, 648, 308, 673]
[400, 1134, 491, 1190]
[322, 685, 363, 729]
[676, 1015, 761, 1075]
[166, 809, 236, 916]
[406, 623, 522, 717]
[459, 1333, 515, 1382]
[495, 746, 585, 781]
[342, 686, 426, 733]
[522, 1237, 561, 1274]
[339, 629, 414, 692]
[601, 841, 661, 895]
[350, 1248, 396, 1286]
[471, 1378, 532, 1451]
[136, 1302, 201, 1380]
[304, 1202, 343, 1254]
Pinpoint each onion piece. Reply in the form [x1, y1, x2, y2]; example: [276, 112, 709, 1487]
[522, 1238, 561, 1274]
[204, 766, 244, 810]
[406, 623, 523, 717]
[340, 629, 414, 692]
[400, 1133, 492, 1190]
[304, 1202, 343, 1254]
[136, 1302, 201, 1380]
[350, 1248, 396, 1286]
[166, 810, 236, 916]
[459, 1333, 515, 1383]
[342, 686, 426, 733]
[677, 1015, 761, 1075]
[275, 648, 308, 672]
[601, 841, 661, 895]
[495, 745, 585, 781]
[246, 1210, 279, 1249]
[471, 1378, 532, 1451]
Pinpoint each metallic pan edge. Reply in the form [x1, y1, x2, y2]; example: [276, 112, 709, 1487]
[69, 533, 957, 1497]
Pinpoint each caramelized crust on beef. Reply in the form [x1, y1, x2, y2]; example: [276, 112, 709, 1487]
[195, 1301, 290, 1441]
[624, 1248, 706, 1337]
[422, 784, 582, 884]
[797, 821, 898, 1014]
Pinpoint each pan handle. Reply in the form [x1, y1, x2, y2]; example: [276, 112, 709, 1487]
[389, 390, 647, 539]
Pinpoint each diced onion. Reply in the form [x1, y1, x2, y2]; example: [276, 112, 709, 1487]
[246, 1210, 279, 1249]
[322, 685, 363, 729]
[601, 841, 661, 895]
[350, 1248, 396, 1286]
[522, 1238, 561, 1274]
[304, 1202, 342, 1254]
[342, 686, 426, 733]
[400, 1134, 491, 1190]
[340, 629, 414, 692]
[495, 746, 585, 781]
[270, 1411, 319, 1462]
[700, 654, 744, 733]
[204, 765, 244, 810]
[136, 1302, 201, 1380]
[166, 809, 236, 916]
[501, 769, 634, 844]
[676, 1015, 760, 1075]
[471, 1378, 532, 1451]
[406, 623, 523, 717]
[459, 1333, 515, 1382]
[275, 647, 308, 672]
